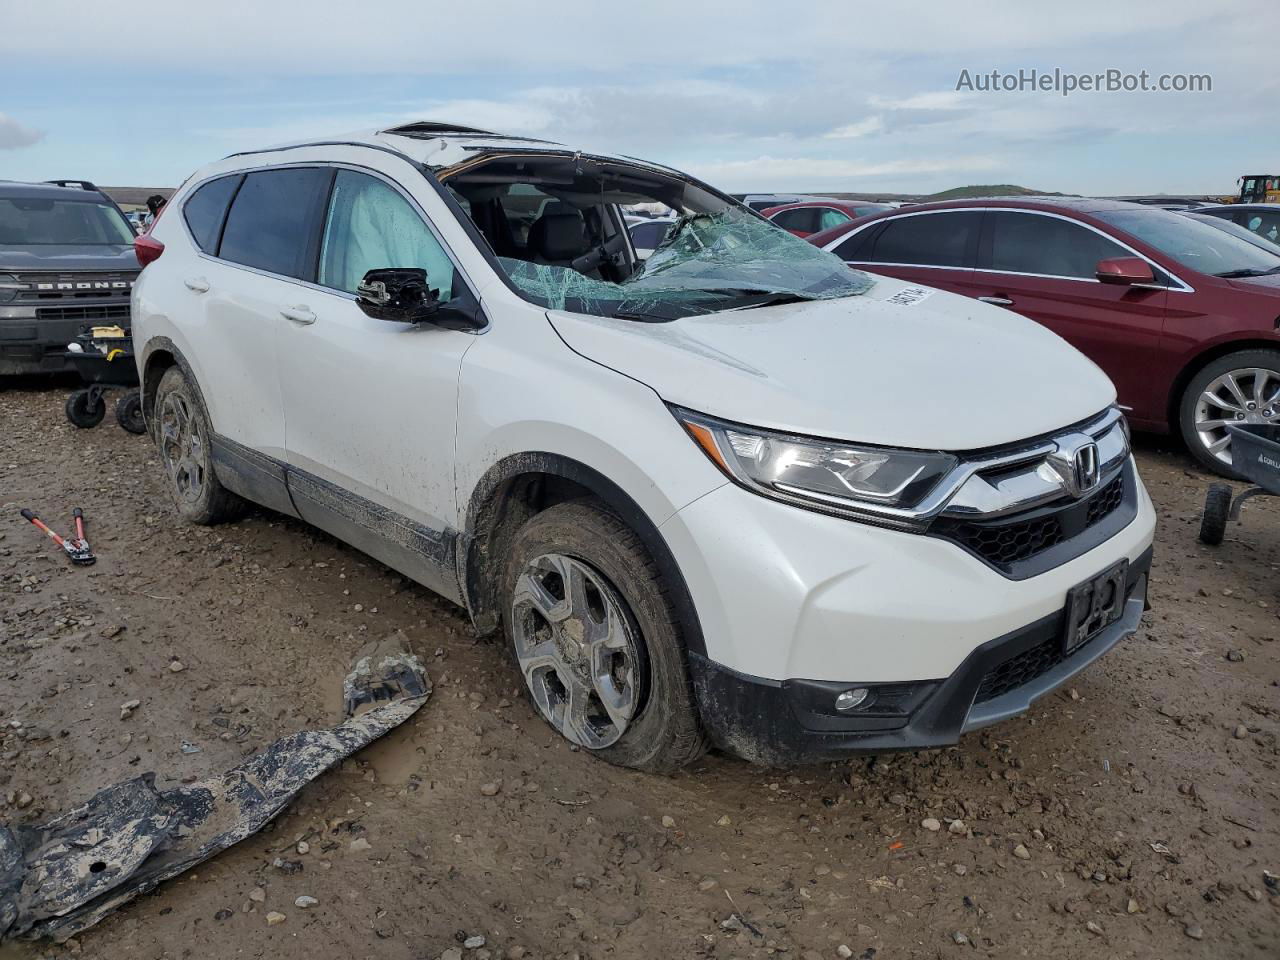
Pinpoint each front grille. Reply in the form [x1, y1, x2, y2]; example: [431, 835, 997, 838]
[36, 304, 131, 323]
[932, 472, 1126, 573]
[974, 634, 1066, 703]
[1086, 474, 1125, 525]
[13, 272, 137, 302]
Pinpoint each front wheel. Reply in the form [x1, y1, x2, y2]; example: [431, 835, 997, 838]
[1179, 349, 1280, 478]
[501, 500, 706, 773]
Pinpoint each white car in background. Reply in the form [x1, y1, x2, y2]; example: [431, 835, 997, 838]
[627, 217, 675, 260]
[132, 121, 1155, 769]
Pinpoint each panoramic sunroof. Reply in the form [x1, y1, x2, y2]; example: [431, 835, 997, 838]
[381, 121, 502, 138]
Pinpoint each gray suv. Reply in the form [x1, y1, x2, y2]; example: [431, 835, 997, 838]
[0, 180, 138, 376]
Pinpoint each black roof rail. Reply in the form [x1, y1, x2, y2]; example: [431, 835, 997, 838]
[45, 179, 100, 192]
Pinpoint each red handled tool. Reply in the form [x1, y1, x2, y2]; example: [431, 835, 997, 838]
[19, 507, 96, 565]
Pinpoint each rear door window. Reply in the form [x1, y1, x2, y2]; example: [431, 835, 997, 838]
[182, 175, 241, 254]
[218, 167, 331, 280]
[862, 212, 980, 268]
[985, 211, 1129, 279]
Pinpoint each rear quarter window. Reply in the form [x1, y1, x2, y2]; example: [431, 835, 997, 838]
[182, 175, 242, 253]
[218, 168, 332, 280]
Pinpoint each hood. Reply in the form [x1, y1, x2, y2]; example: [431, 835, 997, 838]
[548, 276, 1116, 450]
[0, 243, 139, 273]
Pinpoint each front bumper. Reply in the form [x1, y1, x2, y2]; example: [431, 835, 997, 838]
[691, 546, 1151, 765]
[0, 306, 127, 376]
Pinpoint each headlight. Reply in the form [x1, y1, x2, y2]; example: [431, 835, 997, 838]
[674, 408, 958, 523]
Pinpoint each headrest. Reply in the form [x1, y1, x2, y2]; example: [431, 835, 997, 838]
[529, 212, 589, 261]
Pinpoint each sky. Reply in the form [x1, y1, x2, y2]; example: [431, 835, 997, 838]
[1, 0, 1277, 196]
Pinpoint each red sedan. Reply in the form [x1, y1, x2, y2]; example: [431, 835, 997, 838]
[807, 197, 1280, 477]
[761, 199, 894, 238]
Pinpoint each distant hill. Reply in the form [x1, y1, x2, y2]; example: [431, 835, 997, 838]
[921, 184, 1071, 202]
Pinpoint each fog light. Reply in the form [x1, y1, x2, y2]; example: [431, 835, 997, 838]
[834, 687, 872, 712]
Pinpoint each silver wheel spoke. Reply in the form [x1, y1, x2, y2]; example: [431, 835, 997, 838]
[510, 552, 643, 751]
[1223, 374, 1249, 409]
[1208, 435, 1231, 454]
[1254, 371, 1272, 407]
[1202, 390, 1242, 414]
[513, 570, 571, 623]
[561, 674, 599, 746]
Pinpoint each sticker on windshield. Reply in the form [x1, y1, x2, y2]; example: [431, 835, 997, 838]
[885, 286, 935, 306]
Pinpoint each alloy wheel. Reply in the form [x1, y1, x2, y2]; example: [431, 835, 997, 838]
[1193, 367, 1280, 466]
[510, 553, 644, 749]
[158, 392, 208, 504]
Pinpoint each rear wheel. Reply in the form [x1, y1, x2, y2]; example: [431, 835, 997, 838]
[1179, 349, 1280, 477]
[65, 389, 105, 428]
[501, 500, 706, 773]
[153, 366, 247, 524]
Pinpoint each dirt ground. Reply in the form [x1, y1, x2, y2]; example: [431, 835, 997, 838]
[1, 380, 1276, 960]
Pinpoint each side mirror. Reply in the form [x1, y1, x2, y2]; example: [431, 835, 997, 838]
[356, 268, 441, 323]
[1095, 257, 1155, 286]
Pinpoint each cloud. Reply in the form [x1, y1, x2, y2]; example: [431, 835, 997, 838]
[824, 117, 884, 139]
[0, 113, 43, 150]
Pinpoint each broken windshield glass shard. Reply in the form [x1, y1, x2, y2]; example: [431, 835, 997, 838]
[500, 211, 872, 318]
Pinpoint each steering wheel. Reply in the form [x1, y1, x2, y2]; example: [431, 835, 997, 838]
[571, 233, 629, 273]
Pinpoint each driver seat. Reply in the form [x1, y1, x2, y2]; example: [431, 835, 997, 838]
[527, 209, 593, 270]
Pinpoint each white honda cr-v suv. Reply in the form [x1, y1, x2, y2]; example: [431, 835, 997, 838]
[132, 121, 1156, 770]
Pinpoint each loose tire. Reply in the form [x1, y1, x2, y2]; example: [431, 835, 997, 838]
[502, 500, 706, 773]
[1199, 483, 1233, 545]
[115, 391, 147, 435]
[65, 389, 105, 428]
[153, 366, 247, 524]
[1179, 349, 1280, 478]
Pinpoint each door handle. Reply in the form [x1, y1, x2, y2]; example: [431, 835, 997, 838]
[280, 305, 316, 325]
[978, 296, 1014, 306]
[183, 277, 210, 293]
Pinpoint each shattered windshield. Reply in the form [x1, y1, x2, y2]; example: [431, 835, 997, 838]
[444, 154, 873, 320]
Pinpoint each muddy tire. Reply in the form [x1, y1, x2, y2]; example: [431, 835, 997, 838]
[501, 500, 706, 773]
[1199, 483, 1232, 545]
[153, 365, 247, 524]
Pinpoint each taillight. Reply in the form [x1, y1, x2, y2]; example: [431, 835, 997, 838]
[135, 233, 165, 267]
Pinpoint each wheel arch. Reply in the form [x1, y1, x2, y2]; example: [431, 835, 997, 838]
[139, 336, 206, 434]
[1166, 337, 1280, 431]
[459, 451, 707, 657]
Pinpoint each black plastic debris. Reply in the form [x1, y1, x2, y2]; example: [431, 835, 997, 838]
[0, 646, 429, 943]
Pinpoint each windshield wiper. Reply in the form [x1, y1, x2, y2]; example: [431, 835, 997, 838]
[1214, 266, 1280, 278]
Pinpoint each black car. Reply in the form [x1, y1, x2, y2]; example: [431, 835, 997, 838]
[0, 180, 138, 376]
[1194, 203, 1280, 246]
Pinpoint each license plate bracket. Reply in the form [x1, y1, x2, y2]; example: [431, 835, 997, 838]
[1063, 559, 1128, 656]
